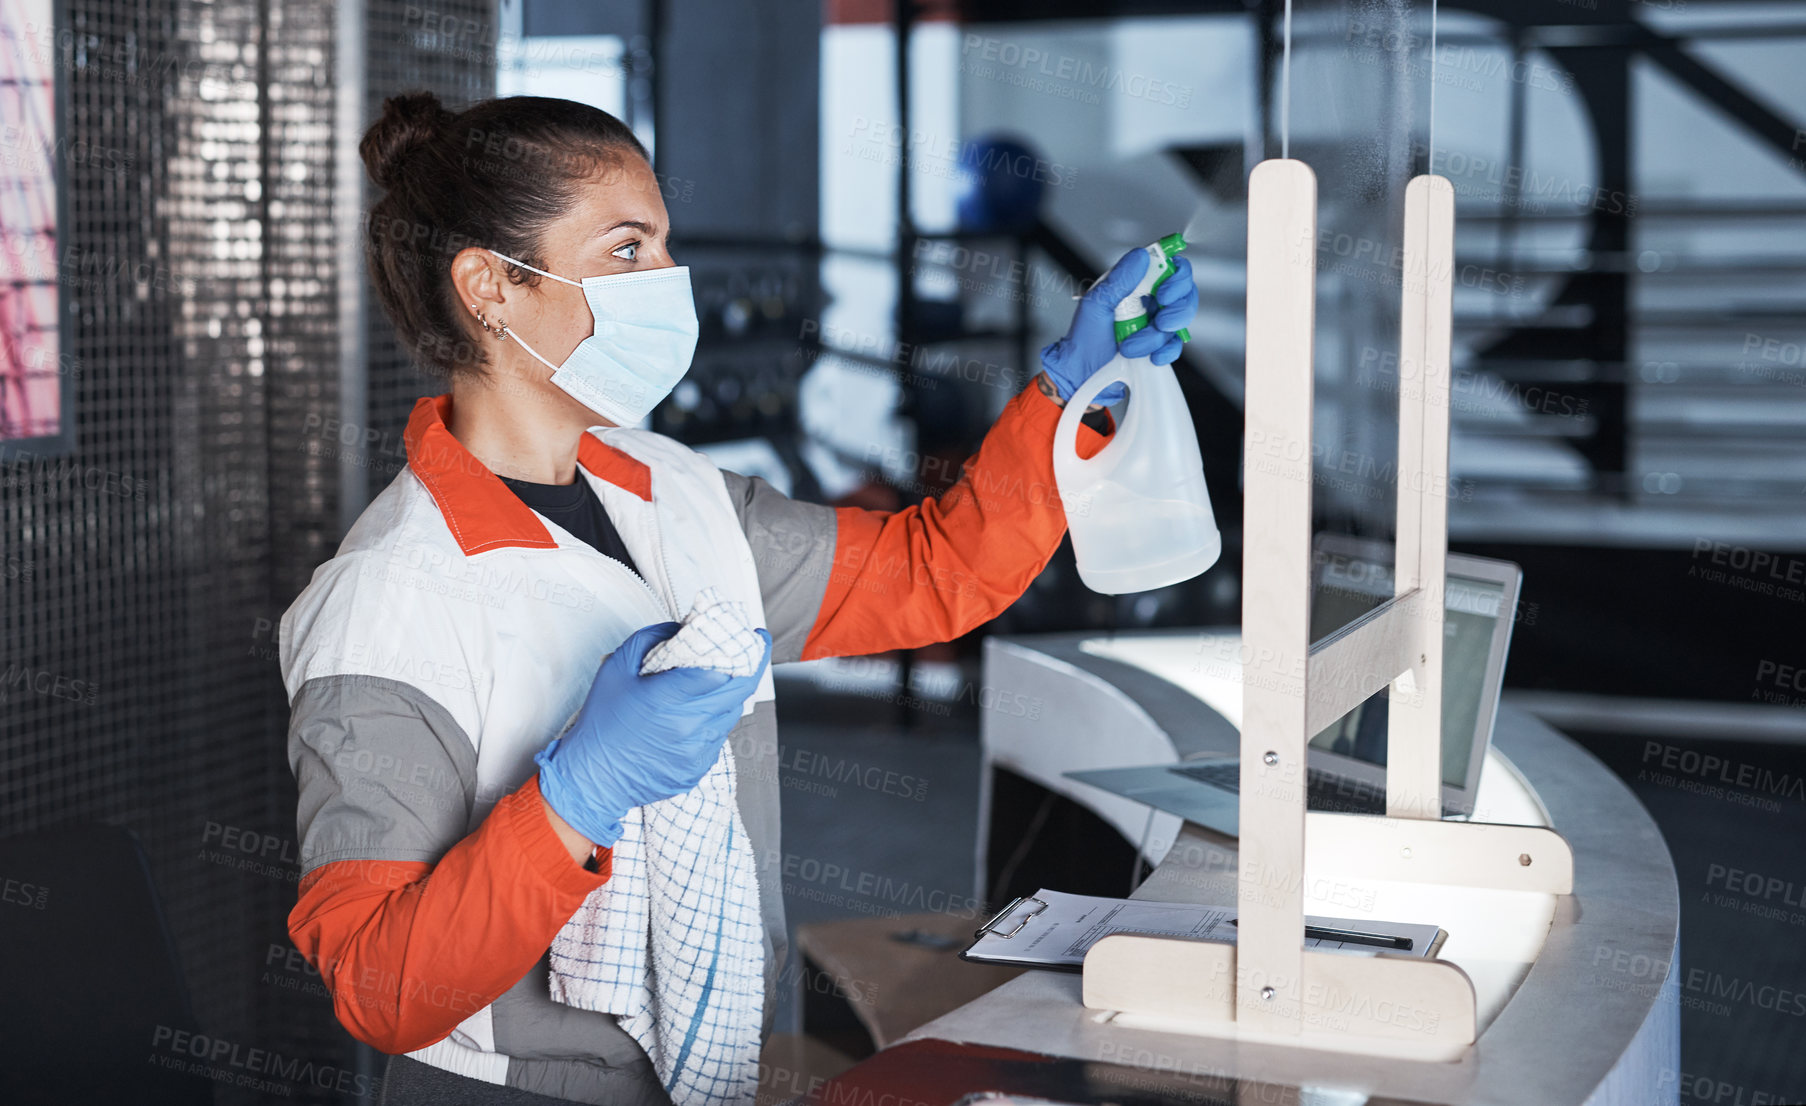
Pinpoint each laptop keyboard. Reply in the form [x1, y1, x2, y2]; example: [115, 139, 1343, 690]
[1168, 760, 1388, 814]
[1169, 760, 1243, 792]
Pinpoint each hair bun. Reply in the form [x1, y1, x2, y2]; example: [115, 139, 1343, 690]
[361, 91, 454, 190]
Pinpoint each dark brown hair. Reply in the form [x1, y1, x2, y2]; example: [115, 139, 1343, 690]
[359, 92, 649, 377]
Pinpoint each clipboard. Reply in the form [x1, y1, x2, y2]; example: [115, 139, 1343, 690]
[962, 895, 1081, 973]
[962, 889, 1447, 972]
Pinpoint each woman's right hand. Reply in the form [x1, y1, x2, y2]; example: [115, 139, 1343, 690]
[535, 621, 772, 848]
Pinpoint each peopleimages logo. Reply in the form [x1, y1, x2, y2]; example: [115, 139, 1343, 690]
[0, 662, 99, 706]
[1707, 863, 1806, 909]
[149, 1026, 381, 1098]
[959, 34, 1193, 109]
[1641, 741, 1806, 802]
[1688, 540, 1806, 604]
[847, 116, 1079, 189]
[761, 850, 983, 919]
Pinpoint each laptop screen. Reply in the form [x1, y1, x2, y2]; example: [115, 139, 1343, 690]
[1308, 552, 1507, 789]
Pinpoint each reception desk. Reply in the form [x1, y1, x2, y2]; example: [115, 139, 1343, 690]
[812, 631, 1680, 1106]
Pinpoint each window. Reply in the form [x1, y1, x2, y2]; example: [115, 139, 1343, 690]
[0, 0, 64, 446]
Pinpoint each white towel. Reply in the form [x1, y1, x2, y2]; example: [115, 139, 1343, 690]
[547, 588, 767, 1106]
[640, 592, 768, 678]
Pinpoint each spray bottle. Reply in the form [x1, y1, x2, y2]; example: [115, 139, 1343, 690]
[1052, 233, 1221, 594]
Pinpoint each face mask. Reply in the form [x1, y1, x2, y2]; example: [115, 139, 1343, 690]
[486, 248, 700, 427]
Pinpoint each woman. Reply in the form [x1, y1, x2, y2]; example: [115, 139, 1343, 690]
[280, 93, 1196, 1106]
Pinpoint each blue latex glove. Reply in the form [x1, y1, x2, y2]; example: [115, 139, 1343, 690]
[535, 621, 773, 847]
[1039, 250, 1200, 405]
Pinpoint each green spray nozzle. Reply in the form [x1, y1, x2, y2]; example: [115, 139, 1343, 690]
[1113, 232, 1191, 346]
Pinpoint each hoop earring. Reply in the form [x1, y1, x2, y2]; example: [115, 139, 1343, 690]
[472, 307, 505, 336]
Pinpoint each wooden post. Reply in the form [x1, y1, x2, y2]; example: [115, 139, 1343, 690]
[1237, 158, 1318, 1035]
[1388, 174, 1456, 820]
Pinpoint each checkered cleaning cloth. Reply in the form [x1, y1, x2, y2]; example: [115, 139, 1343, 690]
[547, 588, 767, 1106]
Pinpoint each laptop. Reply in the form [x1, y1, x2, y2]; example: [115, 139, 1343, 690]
[1065, 537, 1522, 834]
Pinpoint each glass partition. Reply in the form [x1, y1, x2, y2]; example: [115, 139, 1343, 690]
[1281, 0, 1437, 642]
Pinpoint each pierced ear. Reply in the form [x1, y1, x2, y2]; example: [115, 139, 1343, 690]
[450, 247, 508, 316]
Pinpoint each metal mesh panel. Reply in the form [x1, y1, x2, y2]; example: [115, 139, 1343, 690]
[266, 0, 345, 594]
[360, 0, 497, 504]
[0, 0, 487, 1099]
[1, 0, 279, 1091]
[157, 2, 299, 1091]
[2, 0, 194, 876]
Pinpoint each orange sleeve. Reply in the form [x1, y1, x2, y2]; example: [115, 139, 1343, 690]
[287, 774, 609, 1054]
[801, 384, 1111, 660]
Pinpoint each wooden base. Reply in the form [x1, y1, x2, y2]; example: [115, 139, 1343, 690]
[1307, 813, 1575, 894]
[1077, 811, 1571, 1058]
[1082, 933, 1478, 1062]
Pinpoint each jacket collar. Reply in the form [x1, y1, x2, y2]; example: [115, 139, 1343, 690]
[403, 394, 653, 556]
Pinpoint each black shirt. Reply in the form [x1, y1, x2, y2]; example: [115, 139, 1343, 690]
[498, 473, 643, 577]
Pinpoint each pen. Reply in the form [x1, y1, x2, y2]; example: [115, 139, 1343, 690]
[1227, 919, 1413, 951]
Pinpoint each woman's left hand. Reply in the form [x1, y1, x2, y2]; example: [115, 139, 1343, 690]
[1038, 250, 1198, 406]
